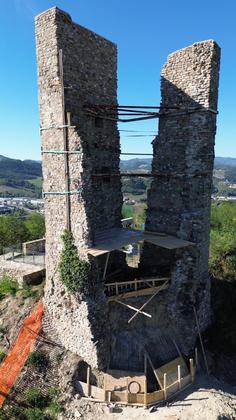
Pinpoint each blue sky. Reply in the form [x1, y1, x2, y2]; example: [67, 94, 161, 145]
[0, 0, 235, 160]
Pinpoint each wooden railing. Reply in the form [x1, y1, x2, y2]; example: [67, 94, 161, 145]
[105, 277, 170, 298]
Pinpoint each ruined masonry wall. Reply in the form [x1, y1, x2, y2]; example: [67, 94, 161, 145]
[140, 41, 220, 351]
[35, 7, 123, 368]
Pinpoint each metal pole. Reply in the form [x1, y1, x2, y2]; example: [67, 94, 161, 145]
[59, 49, 71, 231]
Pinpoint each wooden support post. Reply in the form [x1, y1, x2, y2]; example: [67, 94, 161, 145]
[144, 352, 148, 408]
[163, 373, 167, 400]
[115, 283, 119, 295]
[195, 347, 198, 371]
[104, 373, 106, 400]
[177, 364, 181, 390]
[102, 252, 110, 281]
[189, 358, 195, 383]
[87, 366, 91, 397]
[193, 306, 210, 375]
[126, 378, 129, 403]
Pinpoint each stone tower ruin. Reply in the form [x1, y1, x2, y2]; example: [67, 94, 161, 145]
[35, 8, 220, 371]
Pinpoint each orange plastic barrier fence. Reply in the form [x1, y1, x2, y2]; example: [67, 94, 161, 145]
[0, 302, 43, 407]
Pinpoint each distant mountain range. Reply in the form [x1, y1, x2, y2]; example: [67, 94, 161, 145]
[0, 154, 236, 198]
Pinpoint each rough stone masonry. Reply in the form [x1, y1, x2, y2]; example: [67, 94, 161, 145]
[140, 40, 220, 350]
[35, 7, 124, 368]
[35, 7, 220, 369]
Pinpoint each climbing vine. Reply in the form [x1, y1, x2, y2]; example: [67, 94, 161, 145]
[59, 230, 90, 293]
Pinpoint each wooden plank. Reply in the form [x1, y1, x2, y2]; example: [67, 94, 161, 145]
[105, 370, 145, 393]
[105, 277, 169, 288]
[155, 357, 188, 388]
[142, 232, 194, 249]
[189, 358, 195, 383]
[108, 283, 169, 301]
[177, 365, 181, 390]
[111, 299, 152, 318]
[87, 366, 91, 397]
[146, 390, 164, 404]
[144, 352, 147, 408]
[128, 281, 169, 323]
[180, 374, 191, 388]
[102, 252, 110, 280]
[90, 385, 105, 400]
[145, 352, 163, 389]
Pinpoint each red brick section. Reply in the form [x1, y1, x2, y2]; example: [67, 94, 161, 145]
[0, 302, 43, 407]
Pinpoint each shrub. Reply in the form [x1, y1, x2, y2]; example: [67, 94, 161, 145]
[0, 275, 19, 297]
[24, 407, 49, 420]
[25, 388, 48, 409]
[27, 351, 49, 370]
[59, 230, 90, 293]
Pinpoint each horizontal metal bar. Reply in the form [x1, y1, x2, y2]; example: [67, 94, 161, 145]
[43, 190, 82, 196]
[117, 113, 159, 116]
[118, 115, 159, 122]
[85, 104, 179, 109]
[41, 150, 81, 155]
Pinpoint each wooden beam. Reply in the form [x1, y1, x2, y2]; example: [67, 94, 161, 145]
[128, 281, 168, 323]
[145, 352, 163, 389]
[144, 353, 148, 408]
[112, 299, 152, 318]
[177, 365, 181, 390]
[163, 373, 167, 400]
[87, 366, 91, 397]
[102, 252, 110, 281]
[189, 358, 195, 383]
[193, 306, 209, 375]
[108, 284, 169, 301]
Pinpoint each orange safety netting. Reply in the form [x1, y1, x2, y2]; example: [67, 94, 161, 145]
[0, 302, 43, 407]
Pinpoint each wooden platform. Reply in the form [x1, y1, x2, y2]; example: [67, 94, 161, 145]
[86, 228, 194, 256]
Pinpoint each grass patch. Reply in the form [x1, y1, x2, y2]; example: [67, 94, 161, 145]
[28, 177, 43, 189]
[0, 275, 19, 298]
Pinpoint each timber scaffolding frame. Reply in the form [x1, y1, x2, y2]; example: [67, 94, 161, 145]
[86, 227, 194, 323]
[78, 349, 198, 407]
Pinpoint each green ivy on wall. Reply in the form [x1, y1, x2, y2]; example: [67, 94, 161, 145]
[59, 230, 90, 293]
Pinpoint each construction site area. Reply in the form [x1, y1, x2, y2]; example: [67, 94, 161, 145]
[2, 6, 236, 420]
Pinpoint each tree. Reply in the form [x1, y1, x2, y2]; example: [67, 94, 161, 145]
[0, 214, 28, 252]
[24, 213, 45, 241]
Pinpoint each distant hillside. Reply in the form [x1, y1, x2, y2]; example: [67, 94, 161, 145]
[0, 155, 42, 198]
[215, 157, 236, 167]
[0, 154, 236, 198]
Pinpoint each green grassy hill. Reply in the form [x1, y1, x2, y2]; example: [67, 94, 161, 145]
[0, 155, 42, 198]
[0, 154, 236, 198]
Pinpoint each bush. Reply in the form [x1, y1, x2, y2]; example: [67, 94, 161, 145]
[0, 275, 19, 297]
[210, 202, 236, 281]
[27, 351, 49, 370]
[25, 388, 49, 409]
[24, 408, 49, 420]
[59, 230, 90, 293]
